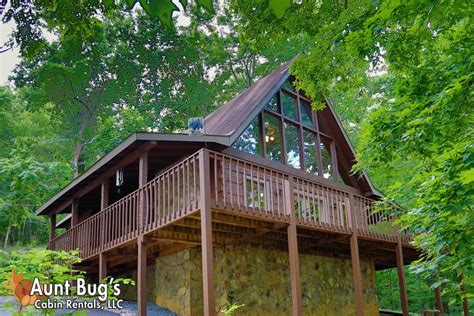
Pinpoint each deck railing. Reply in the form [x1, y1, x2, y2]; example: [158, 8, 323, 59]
[209, 151, 290, 220]
[48, 152, 200, 258]
[48, 149, 411, 258]
[209, 151, 411, 243]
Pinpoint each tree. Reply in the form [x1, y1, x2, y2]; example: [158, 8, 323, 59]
[233, 0, 473, 304]
[0, 87, 71, 248]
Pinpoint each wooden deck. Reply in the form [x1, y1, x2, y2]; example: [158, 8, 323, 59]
[48, 149, 413, 262]
[47, 148, 417, 316]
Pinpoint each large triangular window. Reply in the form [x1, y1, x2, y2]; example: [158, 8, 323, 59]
[232, 80, 341, 182]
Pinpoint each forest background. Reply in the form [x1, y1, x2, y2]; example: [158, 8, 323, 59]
[0, 0, 472, 314]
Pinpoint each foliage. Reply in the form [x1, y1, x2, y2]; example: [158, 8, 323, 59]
[0, 248, 83, 296]
[0, 87, 72, 248]
[221, 301, 245, 316]
[233, 0, 473, 299]
[377, 268, 469, 315]
[0, 0, 297, 56]
[0, 0, 472, 311]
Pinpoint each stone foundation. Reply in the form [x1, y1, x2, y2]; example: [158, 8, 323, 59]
[152, 245, 379, 316]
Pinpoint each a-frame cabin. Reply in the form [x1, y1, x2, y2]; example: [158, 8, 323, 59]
[38, 58, 418, 315]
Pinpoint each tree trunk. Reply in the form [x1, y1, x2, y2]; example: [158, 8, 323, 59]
[3, 226, 11, 249]
[72, 108, 90, 177]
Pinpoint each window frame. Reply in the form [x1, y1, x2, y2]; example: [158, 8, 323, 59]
[232, 80, 340, 182]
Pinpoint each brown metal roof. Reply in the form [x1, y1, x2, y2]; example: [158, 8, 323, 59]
[204, 59, 294, 137]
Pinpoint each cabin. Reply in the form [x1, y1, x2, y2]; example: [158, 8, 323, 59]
[37, 59, 419, 316]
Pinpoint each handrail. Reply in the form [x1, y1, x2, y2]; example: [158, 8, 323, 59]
[48, 148, 412, 258]
[49, 151, 201, 258]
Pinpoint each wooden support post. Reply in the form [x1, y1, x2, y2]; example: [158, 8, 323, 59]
[71, 198, 78, 227]
[350, 234, 364, 316]
[139, 151, 148, 233]
[396, 237, 409, 316]
[199, 149, 216, 316]
[139, 151, 148, 187]
[49, 213, 56, 240]
[137, 236, 147, 316]
[349, 194, 364, 316]
[99, 252, 107, 282]
[101, 179, 109, 211]
[285, 176, 302, 316]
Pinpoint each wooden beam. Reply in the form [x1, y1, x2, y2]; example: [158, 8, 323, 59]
[50, 141, 157, 215]
[199, 149, 216, 316]
[350, 234, 364, 316]
[71, 198, 78, 227]
[99, 252, 107, 282]
[139, 151, 148, 233]
[349, 194, 364, 316]
[139, 151, 149, 187]
[101, 179, 109, 211]
[137, 236, 148, 316]
[49, 214, 56, 240]
[286, 176, 302, 315]
[396, 237, 409, 316]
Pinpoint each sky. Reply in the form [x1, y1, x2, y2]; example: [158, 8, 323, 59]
[0, 21, 19, 85]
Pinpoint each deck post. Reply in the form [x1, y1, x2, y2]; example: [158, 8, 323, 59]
[99, 252, 107, 282]
[349, 195, 364, 316]
[139, 151, 148, 233]
[71, 198, 78, 227]
[49, 213, 56, 240]
[101, 179, 109, 211]
[285, 176, 302, 316]
[199, 149, 216, 316]
[137, 236, 148, 316]
[396, 236, 409, 316]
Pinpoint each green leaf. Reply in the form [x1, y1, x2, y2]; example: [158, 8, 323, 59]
[196, 0, 214, 13]
[102, 0, 115, 11]
[126, 0, 138, 9]
[268, 0, 292, 18]
[139, 0, 179, 28]
[179, 0, 188, 8]
[459, 168, 474, 185]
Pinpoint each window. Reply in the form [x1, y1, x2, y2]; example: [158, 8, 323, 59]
[284, 121, 301, 169]
[264, 114, 283, 162]
[300, 100, 313, 128]
[303, 130, 318, 174]
[281, 92, 297, 121]
[233, 116, 262, 155]
[231, 79, 342, 183]
[320, 136, 334, 180]
[264, 95, 279, 113]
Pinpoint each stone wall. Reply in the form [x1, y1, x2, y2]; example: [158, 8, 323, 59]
[152, 245, 379, 316]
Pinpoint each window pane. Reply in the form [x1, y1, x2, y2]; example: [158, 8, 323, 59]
[232, 116, 261, 155]
[281, 91, 297, 121]
[284, 122, 301, 169]
[264, 114, 283, 162]
[303, 130, 318, 174]
[320, 137, 334, 179]
[300, 100, 314, 128]
[264, 95, 279, 113]
[282, 80, 295, 92]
